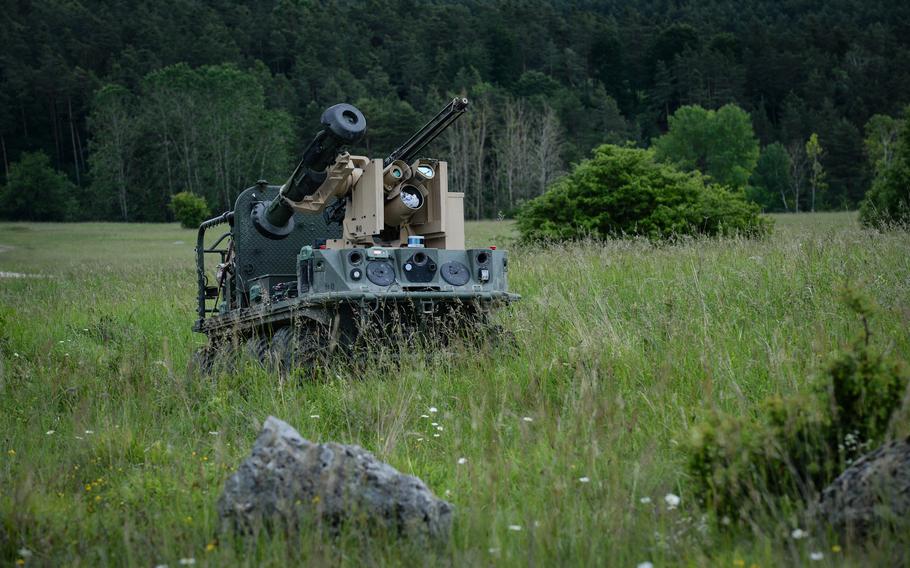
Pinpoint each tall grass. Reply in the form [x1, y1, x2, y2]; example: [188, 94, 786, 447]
[1, 213, 908, 566]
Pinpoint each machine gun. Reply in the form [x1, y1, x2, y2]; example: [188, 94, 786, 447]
[384, 97, 468, 167]
[259, 97, 470, 249]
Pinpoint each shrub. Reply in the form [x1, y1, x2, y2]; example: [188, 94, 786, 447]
[858, 161, 910, 228]
[822, 287, 910, 452]
[516, 144, 769, 242]
[169, 191, 210, 228]
[860, 106, 910, 229]
[0, 151, 78, 221]
[687, 395, 835, 521]
[685, 288, 909, 522]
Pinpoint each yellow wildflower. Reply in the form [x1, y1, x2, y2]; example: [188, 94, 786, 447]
[733, 559, 745, 567]
[832, 545, 842, 553]
[205, 542, 217, 552]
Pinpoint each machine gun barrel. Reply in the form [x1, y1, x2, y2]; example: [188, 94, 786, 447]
[383, 97, 468, 168]
[253, 103, 366, 239]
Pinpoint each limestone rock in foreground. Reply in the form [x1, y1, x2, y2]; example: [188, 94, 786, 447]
[217, 416, 453, 542]
[812, 437, 910, 539]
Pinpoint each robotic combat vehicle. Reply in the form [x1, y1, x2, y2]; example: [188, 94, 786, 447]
[193, 98, 517, 372]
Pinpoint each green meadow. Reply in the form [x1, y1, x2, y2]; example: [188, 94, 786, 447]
[1, 214, 908, 566]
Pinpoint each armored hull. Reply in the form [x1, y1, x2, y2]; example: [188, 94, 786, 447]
[193, 184, 516, 373]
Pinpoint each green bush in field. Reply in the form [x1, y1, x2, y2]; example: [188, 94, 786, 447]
[860, 106, 910, 228]
[823, 289, 910, 449]
[516, 144, 769, 242]
[859, 161, 910, 228]
[0, 151, 78, 221]
[687, 395, 835, 520]
[686, 288, 909, 522]
[169, 191, 210, 228]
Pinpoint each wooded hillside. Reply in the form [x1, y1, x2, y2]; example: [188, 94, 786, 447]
[2, 0, 908, 221]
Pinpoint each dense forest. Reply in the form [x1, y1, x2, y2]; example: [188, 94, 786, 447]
[2, 0, 909, 222]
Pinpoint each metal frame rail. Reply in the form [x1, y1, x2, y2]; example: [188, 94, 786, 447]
[195, 211, 234, 326]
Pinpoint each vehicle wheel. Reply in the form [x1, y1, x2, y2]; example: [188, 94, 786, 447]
[189, 344, 216, 375]
[243, 333, 269, 366]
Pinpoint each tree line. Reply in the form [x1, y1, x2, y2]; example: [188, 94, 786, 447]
[2, 0, 909, 221]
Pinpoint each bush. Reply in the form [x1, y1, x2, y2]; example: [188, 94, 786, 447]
[860, 107, 910, 229]
[685, 288, 909, 522]
[823, 288, 910, 451]
[169, 192, 210, 228]
[516, 144, 770, 242]
[858, 161, 910, 228]
[687, 395, 835, 521]
[0, 151, 78, 221]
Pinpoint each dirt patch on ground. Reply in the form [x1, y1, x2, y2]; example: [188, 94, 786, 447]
[0, 271, 50, 279]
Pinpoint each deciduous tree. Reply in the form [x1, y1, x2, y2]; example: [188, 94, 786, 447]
[652, 104, 759, 190]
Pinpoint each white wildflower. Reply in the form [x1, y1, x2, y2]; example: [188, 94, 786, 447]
[429, 407, 438, 413]
[420, 414, 429, 418]
[46, 430, 55, 435]
[664, 493, 680, 510]
[791, 528, 808, 539]
[637, 563, 654, 568]
[639, 496, 652, 504]
[508, 524, 522, 531]
[433, 434, 440, 438]
[178, 559, 196, 566]
[578, 476, 590, 483]
[85, 430, 94, 434]
[457, 457, 467, 464]
[522, 416, 533, 422]
[208, 431, 219, 436]
[309, 415, 320, 419]
[810, 552, 824, 561]
[18, 548, 32, 558]
[13, 352, 19, 358]
[431, 422, 438, 426]
[436, 426, 443, 431]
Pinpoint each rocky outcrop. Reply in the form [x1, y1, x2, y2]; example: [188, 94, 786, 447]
[812, 437, 910, 538]
[217, 416, 453, 542]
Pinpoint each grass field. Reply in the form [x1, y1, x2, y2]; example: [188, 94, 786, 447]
[1, 213, 908, 566]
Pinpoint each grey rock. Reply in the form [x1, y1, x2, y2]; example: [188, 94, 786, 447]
[217, 416, 453, 542]
[812, 437, 910, 538]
